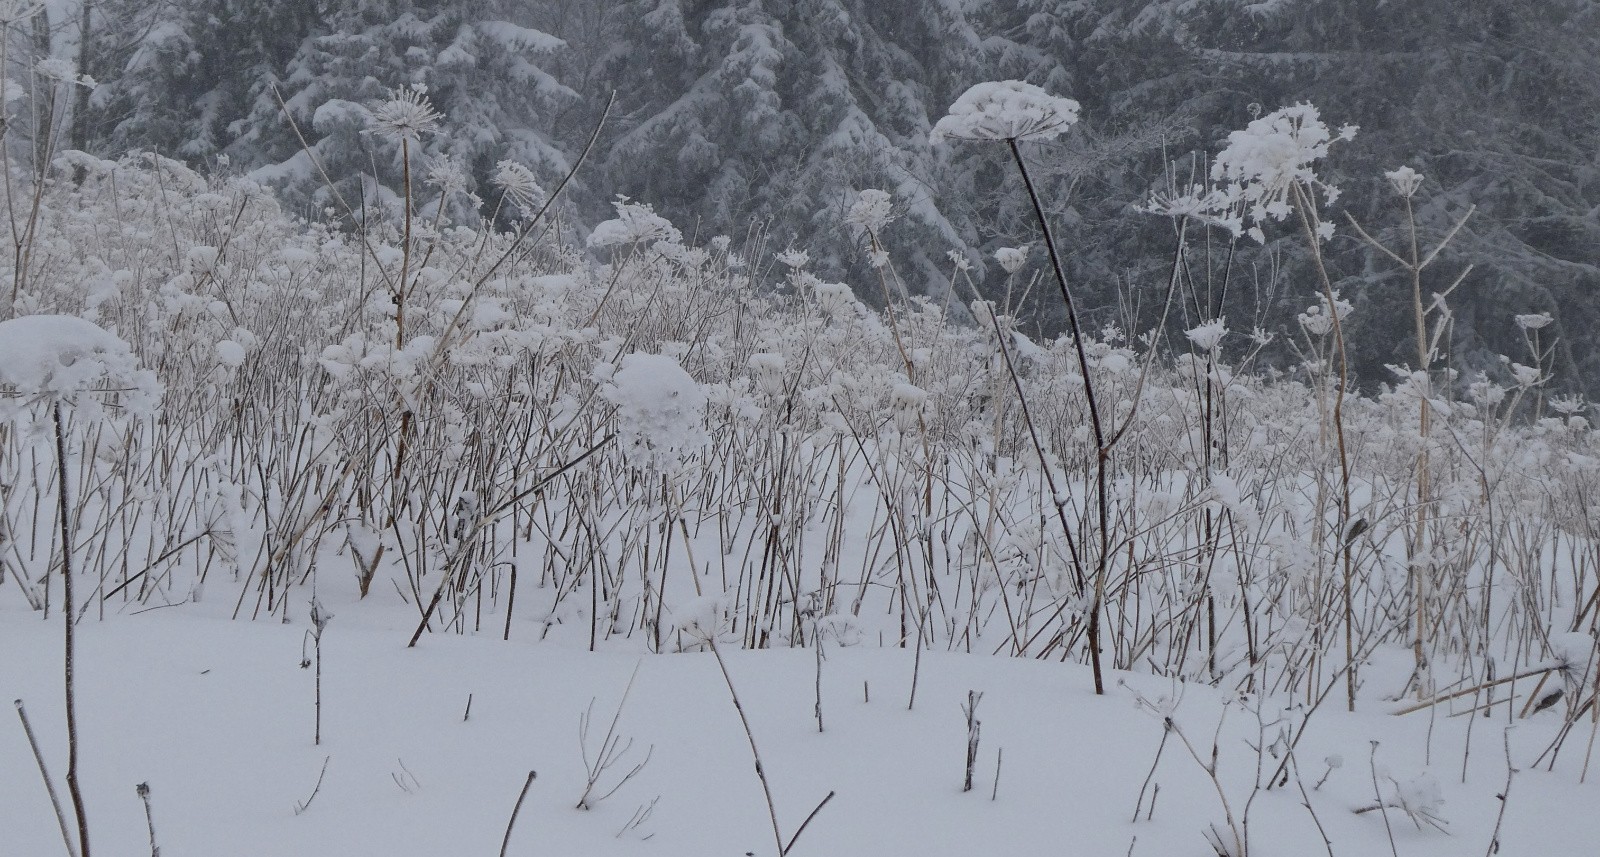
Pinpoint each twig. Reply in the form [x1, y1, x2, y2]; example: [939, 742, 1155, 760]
[499, 770, 537, 857]
[136, 783, 159, 857]
[708, 638, 786, 856]
[1483, 729, 1516, 856]
[991, 748, 1003, 802]
[53, 401, 91, 857]
[15, 699, 79, 857]
[293, 756, 330, 816]
[1366, 742, 1400, 857]
[783, 790, 836, 856]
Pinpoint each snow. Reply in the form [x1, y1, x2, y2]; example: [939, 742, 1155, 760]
[994, 246, 1028, 273]
[3, 613, 1597, 857]
[0, 314, 141, 395]
[588, 199, 683, 249]
[931, 80, 1080, 143]
[602, 352, 708, 472]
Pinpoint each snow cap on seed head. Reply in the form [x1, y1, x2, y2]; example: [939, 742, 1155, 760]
[932, 81, 1080, 143]
[0, 314, 160, 417]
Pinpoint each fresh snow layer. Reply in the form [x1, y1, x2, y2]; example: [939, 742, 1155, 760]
[2, 610, 1595, 857]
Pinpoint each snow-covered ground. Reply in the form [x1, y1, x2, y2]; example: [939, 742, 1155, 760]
[4, 604, 1595, 857]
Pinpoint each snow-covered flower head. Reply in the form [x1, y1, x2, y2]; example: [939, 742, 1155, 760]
[1514, 312, 1554, 331]
[367, 84, 443, 142]
[0, 315, 160, 417]
[932, 81, 1080, 143]
[1510, 361, 1544, 389]
[1297, 292, 1353, 336]
[587, 197, 682, 248]
[1210, 103, 1355, 240]
[889, 382, 928, 433]
[600, 352, 708, 473]
[425, 156, 468, 195]
[493, 160, 545, 211]
[1185, 318, 1228, 352]
[1384, 166, 1424, 199]
[747, 352, 788, 397]
[846, 189, 895, 233]
[776, 248, 810, 270]
[34, 57, 95, 89]
[995, 246, 1029, 274]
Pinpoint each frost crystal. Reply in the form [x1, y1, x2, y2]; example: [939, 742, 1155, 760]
[1514, 312, 1553, 331]
[932, 81, 1080, 143]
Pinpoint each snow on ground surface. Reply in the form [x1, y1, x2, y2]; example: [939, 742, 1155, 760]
[2, 604, 1595, 856]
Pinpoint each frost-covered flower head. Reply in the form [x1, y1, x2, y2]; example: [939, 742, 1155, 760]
[1210, 103, 1355, 241]
[889, 382, 928, 433]
[1514, 312, 1554, 331]
[1297, 292, 1353, 336]
[776, 248, 810, 270]
[846, 189, 895, 233]
[587, 196, 682, 248]
[367, 84, 442, 142]
[1185, 318, 1228, 352]
[34, 57, 95, 89]
[1384, 166, 1424, 199]
[932, 81, 1080, 143]
[425, 157, 468, 195]
[493, 160, 545, 211]
[994, 246, 1029, 274]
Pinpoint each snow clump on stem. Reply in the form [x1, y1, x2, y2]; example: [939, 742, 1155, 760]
[601, 353, 708, 473]
[0, 315, 160, 417]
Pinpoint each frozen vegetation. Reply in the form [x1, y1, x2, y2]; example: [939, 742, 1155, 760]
[1, 82, 1599, 857]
